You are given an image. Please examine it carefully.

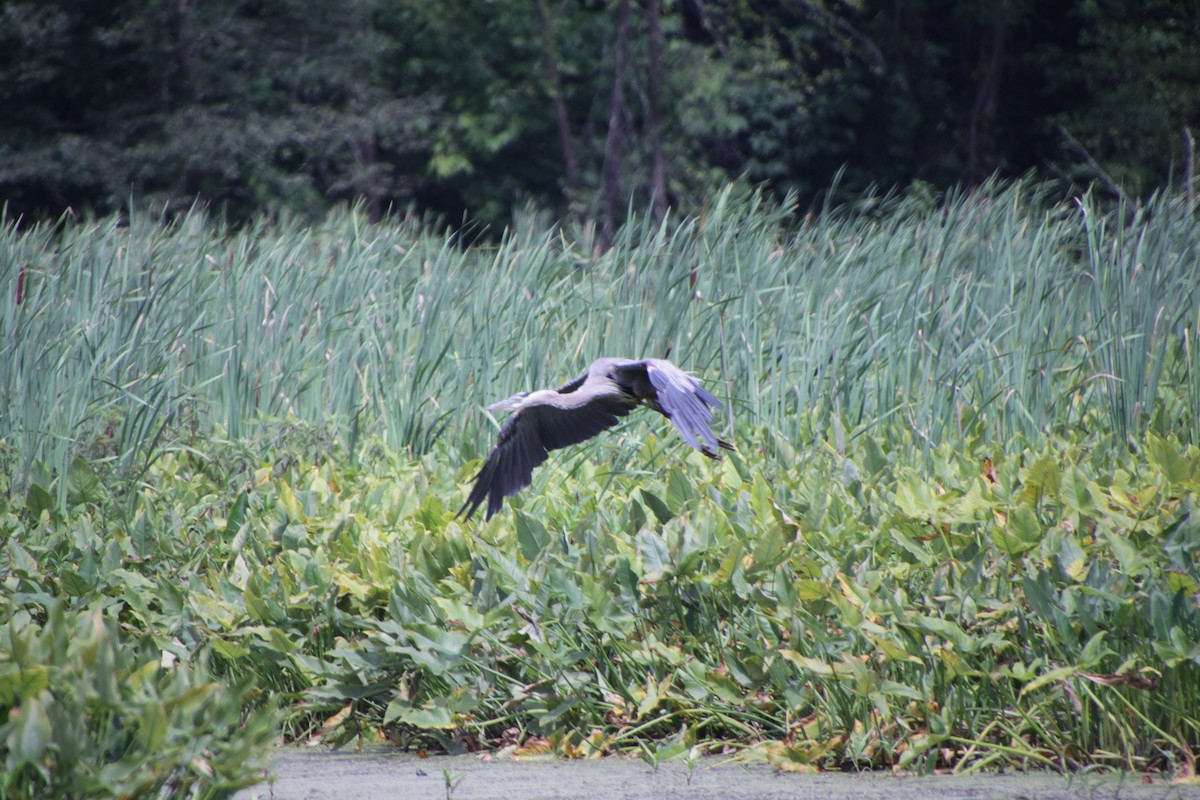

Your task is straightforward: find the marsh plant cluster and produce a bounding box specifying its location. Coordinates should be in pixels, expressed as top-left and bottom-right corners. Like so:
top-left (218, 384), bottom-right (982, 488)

top-left (1, 183), bottom-right (1198, 796)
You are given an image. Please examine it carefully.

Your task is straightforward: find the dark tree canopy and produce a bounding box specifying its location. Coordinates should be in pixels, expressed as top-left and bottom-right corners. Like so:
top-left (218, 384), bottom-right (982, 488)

top-left (1, 0), bottom-right (1197, 228)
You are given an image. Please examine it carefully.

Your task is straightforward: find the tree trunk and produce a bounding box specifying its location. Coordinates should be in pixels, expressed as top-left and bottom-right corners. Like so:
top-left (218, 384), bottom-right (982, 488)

top-left (646, 0), bottom-right (668, 223)
top-left (967, 3), bottom-right (1008, 182)
top-left (892, 1), bottom-right (936, 178)
top-left (350, 127), bottom-right (382, 221)
top-left (600, 0), bottom-right (632, 252)
top-left (536, 0), bottom-right (580, 204)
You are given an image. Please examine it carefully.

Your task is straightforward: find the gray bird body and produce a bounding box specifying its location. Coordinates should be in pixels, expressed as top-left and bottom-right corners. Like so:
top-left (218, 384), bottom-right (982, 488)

top-left (460, 357), bottom-right (732, 520)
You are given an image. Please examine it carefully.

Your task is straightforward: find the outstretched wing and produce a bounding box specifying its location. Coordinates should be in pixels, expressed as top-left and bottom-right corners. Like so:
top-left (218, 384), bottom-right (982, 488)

top-left (459, 395), bottom-right (635, 520)
top-left (613, 358), bottom-right (731, 456)
top-left (552, 370), bottom-right (589, 394)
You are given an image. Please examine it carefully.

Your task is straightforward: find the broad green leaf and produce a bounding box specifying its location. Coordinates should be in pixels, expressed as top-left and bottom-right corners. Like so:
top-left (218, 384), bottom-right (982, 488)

top-left (387, 702), bottom-right (456, 729)
top-left (515, 510), bottom-right (550, 561)
top-left (750, 523), bottom-right (786, 570)
top-left (726, 449), bottom-right (751, 484)
top-left (1005, 503), bottom-right (1043, 550)
top-left (1166, 571), bottom-right (1199, 595)
top-left (778, 649), bottom-right (834, 676)
top-left (138, 699), bottom-right (168, 752)
top-left (1059, 466), bottom-right (1095, 519)
top-left (626, 497), bottom-right (647, 532)
top-left (25, 481), bottom-right (54, 519)
top-left (794, 579), bottom-right (827, 602)
top-left (1056, 532), bottom-right (1088, 582)
top-left (894, 474), bottom-right (940, 519)
top-left (750, 473), bottom-right (773, 525)
top-left (666, 468), bottom-right (693, 509)
top-left (0, 665), bottom-right (49, 705)
top-left (1078, 631), bottom-right (1109, 667)
top-left (226, 490), bottom-right (250, 537)
top-left (1019, 456), bottom-right (1060, 503)
top-left (66, 457), bottom-right (102, 506)
top-left (210, 636), bottom-right (251, 660)
top-left (433, 596), bottom-right (487, 631)
top-left (709, 540), bottom-right (745, 583)
top-left (1146, 433), bottom-right (1194, 485)
top-left (862, 435), bottom-right (888, 477)
top-left (6, 540), bottom-right (39, 577)
top-left (890, 527), bottom-right (934, 565)
top-left (876, 679), bottom-right (924, 700)
top-left (59, 569), bottom-right (94, 596)
top-left (11, 693), bottom-right (51, 761)
top-left (1020, 573), bottom-right (1073, 646)
top-left (277, 479), bottom-right (303, 520)
top-left (640, 489), bottom-right (673, 525)
top-left (637, 674), bottom-right (671, 719)
top-left (896, 732), bottom-right (945, 771)
top-left (1101, 530), bottom-right (1143, 575)
top-left (869, 636), bottom-right (923, 665)
top-left (914, 614), bottom-right (975, 653)
top-left (705, 670), bottom-right (745, 703)
top-left (335, 570), bottom-right (372, 602)
top-left (161, 682), bottom-right (219, 712)
top-left (1020, 664), bottom-right (1078, 696)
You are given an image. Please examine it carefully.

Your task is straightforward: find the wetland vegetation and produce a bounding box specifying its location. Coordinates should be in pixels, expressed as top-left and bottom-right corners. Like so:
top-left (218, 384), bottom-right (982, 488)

top-left (2, 183), bottom-right (1199, 796)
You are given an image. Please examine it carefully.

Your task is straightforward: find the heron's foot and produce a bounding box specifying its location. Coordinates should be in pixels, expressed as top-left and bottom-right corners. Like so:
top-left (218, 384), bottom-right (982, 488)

top-left (700, 438), bottom-right (735, 459)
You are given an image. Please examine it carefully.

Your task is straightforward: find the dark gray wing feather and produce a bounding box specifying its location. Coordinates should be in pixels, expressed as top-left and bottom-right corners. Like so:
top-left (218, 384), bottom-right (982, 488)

top-left (553, 370), bottom-right (589, 394)
top-left (459, 396), bottom-right (635, 520)
top-left (615, 359), bottom-right (730, 456)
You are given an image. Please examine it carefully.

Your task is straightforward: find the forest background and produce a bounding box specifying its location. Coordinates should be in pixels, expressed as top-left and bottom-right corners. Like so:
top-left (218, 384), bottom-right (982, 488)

top-left (2, 0), bottom-right (1198, 235)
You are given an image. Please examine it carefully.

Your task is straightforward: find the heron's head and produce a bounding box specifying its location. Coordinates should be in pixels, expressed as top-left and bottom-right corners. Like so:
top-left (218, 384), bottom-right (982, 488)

top-left (486, 392), bottom-right (529, 412)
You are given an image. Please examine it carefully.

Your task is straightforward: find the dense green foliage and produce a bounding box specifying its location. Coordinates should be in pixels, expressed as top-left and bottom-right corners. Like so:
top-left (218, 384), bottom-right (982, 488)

top-left (4, 423), bottom-right (1198, 775)
top-left (1, 1), bottom-right (1197, 228)
top-left (1, 185), bottom-right (1199, 786)
top-left (0, 599), bottom-right (275, 797)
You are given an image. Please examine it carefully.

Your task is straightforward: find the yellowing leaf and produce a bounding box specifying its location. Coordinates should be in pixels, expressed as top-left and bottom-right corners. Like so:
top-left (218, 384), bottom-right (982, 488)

top-left (1019, 456), bottom-right (1061, 503)
top-left (1166, 571), bottom-right (1199, 595)
top-left (778, 649), bottom-right (835, 676)
top-left (513, 737), bottom-right (553, 757)
top-left (277, 479), bottom-right (303, 520)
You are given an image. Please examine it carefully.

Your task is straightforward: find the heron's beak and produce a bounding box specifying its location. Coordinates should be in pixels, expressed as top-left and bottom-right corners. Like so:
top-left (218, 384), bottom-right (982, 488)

top-left (486, 393), bottom-right (527, 412)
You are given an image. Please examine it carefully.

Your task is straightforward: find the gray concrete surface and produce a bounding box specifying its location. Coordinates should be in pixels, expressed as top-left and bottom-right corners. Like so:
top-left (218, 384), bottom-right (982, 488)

top-left (235, 747), bottom-right (1198, 800)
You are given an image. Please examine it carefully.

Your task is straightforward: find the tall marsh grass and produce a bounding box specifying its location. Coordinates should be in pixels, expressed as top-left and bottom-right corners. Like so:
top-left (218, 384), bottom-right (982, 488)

top-left (1, 181), bottom-right (1197, 496)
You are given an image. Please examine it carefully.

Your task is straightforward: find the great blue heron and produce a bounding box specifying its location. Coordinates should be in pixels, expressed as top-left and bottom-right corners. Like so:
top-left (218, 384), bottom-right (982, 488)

top-left (459, 357), bottom-right (733, 520)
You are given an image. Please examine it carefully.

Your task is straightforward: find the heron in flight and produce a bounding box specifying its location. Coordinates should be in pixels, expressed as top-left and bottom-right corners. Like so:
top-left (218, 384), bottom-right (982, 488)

top-left (460, 357), bottom-right (732, 520)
